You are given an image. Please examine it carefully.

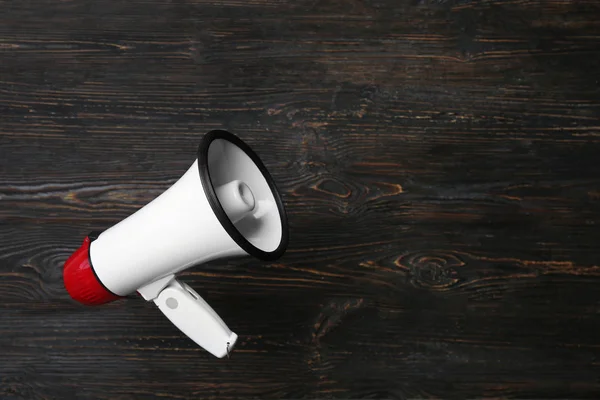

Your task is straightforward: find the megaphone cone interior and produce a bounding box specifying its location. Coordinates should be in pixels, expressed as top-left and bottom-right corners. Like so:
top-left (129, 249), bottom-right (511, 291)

top-left (201, 130), bottom-right (288, 260)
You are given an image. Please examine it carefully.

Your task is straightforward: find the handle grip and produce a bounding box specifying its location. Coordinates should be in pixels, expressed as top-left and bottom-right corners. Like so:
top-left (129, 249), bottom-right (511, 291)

top-left (154, 278), bottom-right (237, 358)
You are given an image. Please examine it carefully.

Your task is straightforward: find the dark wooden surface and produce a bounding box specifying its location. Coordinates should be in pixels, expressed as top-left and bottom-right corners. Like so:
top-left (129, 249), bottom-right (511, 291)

top-left (2, 0), bottom-right (600, 398)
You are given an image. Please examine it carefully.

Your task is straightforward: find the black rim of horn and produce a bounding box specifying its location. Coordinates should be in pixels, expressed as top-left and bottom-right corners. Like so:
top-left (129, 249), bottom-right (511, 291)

top-left (197, 130), bottom-right (289, 261)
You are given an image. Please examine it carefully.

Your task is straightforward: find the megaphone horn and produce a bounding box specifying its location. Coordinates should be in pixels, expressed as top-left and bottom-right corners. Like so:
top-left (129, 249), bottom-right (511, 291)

top-left (63, 130), bottom-right (289, 358)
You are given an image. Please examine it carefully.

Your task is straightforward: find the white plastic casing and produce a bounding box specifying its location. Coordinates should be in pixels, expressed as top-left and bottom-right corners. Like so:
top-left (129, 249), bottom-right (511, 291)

top-left (90, 160), bottom-right (248, 296)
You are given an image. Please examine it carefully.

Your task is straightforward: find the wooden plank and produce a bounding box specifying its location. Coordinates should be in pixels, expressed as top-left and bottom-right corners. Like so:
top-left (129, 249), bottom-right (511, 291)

top-left (2, 0), bottom-right (600, 398)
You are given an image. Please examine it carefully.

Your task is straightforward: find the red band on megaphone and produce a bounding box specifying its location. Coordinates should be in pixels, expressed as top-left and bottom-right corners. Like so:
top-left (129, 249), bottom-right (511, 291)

top-left (64, 235), bottom-right (122, 305)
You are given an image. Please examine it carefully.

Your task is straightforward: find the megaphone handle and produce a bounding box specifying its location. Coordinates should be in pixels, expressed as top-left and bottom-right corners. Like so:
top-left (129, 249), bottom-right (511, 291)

top-left (153, 278), bottom-right (238, 358)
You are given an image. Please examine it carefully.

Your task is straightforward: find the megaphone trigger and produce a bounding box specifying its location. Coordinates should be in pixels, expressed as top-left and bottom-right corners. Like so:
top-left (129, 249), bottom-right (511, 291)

top-left (153, 279), bottom-right (238, 359)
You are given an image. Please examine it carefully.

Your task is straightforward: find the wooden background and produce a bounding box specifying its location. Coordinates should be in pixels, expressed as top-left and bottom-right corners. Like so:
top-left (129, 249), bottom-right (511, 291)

top-left (2, 0), bottom-right (600, 398)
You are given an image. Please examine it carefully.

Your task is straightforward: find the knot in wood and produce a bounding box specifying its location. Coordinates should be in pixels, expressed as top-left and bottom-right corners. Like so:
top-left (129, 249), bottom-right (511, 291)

top-left (400, 251), bottom-right (463, 290)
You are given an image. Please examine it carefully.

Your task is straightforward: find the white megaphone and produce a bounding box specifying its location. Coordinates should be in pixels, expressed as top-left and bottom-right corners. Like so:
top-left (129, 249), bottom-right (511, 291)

top-left (63, 130), bottom-right (289, 358)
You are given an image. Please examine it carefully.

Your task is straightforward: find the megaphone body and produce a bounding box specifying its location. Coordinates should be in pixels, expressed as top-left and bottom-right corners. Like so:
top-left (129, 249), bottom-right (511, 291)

top-left (64, 130), bottom-right (289, 358)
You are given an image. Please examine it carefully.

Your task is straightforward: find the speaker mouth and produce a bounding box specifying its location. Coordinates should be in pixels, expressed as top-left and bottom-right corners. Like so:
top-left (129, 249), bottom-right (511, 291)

top-left (197, 130), bottom-right (289, 262)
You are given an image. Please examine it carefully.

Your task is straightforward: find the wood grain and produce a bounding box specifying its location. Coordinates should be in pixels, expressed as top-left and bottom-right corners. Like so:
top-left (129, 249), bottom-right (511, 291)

top-left (2, 0), bottom-right (600, 398)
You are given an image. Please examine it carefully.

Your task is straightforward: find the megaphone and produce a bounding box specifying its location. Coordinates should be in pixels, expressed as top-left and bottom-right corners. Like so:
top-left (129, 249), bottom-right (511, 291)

top-left (63, 130), bottom-right (289, 358)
